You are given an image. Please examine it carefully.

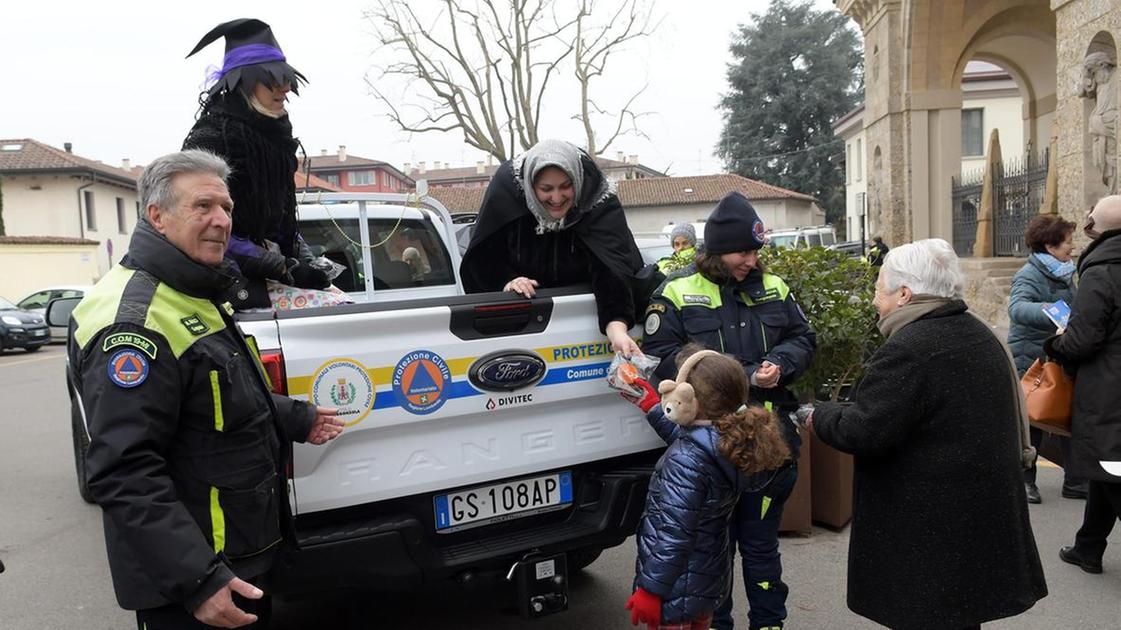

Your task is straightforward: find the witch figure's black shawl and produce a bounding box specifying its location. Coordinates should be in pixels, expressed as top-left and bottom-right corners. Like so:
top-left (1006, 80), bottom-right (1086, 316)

top-left (182, 93), bottom-right (301, 256)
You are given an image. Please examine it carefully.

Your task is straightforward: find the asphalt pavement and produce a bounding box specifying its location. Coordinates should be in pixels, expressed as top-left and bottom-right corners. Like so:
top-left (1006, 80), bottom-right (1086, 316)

top-left (1, 344), bottom-right (1119, 629)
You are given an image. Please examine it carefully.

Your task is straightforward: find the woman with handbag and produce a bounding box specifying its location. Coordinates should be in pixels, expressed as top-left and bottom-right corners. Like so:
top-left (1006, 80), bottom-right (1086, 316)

top-left (1008, 214), bottom-right (1085, 503)
top-left (1046, 195), bottom-right (1121, 575)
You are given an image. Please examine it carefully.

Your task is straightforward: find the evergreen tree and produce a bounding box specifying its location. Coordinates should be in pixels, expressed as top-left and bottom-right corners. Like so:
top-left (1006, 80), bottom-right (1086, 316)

top-left (718, 0), bottom-right (862, 227)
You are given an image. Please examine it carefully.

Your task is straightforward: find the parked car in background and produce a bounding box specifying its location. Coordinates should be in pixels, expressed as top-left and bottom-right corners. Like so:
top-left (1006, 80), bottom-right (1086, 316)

top-left (635, 237), bottom-right (674, 266)
top-left (767, 225), bottom-right (838, 249)
top-left (0, 296), bottom-right (51, 352)
top-left (18, 286), bottom-right (91, 342)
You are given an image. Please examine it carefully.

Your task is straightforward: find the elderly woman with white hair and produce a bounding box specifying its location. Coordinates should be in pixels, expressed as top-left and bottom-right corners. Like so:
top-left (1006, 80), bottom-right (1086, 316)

top-left (806, 238), bottom-right (1048, 630)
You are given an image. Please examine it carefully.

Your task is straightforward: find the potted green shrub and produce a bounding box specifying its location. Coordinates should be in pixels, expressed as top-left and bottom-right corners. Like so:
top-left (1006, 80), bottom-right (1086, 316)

top-left (759, 246), bottom-right (882, 401)
top-left (760, 245), bottom-right (882, 529)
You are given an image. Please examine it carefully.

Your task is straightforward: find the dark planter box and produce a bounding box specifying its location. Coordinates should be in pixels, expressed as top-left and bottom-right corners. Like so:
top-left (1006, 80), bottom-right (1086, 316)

top-left (779, 428), bottom-right (813, 535)
top-left (810, 432), bottom-right (853, 529)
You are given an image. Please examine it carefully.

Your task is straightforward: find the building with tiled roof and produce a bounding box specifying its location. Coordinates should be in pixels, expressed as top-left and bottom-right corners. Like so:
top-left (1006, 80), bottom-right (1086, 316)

top-left (422, 173), bottom-right (823, 237)
top-left (405, 151), bottom-right (666, 188)
top-left (307, 146), bottom-right (414, 193)
top-left (0, 139), bottom-right (140, 295)
top-left (294, 170), bottom-right (342, 193)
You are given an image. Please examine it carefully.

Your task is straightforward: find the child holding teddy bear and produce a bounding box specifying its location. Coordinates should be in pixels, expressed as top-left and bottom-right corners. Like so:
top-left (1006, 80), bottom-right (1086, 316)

top-left (621, 345), bottom-right (790, 630)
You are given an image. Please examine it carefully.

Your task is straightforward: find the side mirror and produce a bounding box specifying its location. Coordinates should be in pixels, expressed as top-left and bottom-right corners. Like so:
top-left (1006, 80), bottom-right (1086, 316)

top-left (46, 296), bottom-right (82, 328)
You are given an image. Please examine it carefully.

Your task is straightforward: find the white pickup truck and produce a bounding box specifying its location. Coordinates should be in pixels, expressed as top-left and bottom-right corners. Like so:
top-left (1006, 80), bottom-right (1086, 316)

top-left (63, 192), bottom-right (663, 614)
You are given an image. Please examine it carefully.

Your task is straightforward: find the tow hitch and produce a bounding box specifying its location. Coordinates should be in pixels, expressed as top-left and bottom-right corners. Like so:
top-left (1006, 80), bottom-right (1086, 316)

top-left (505, 552), bottom-right (569, 618)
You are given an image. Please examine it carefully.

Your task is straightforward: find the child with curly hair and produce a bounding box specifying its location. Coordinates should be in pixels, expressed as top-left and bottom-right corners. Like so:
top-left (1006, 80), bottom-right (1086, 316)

top-left (621, 344), bottom-right (790, 630)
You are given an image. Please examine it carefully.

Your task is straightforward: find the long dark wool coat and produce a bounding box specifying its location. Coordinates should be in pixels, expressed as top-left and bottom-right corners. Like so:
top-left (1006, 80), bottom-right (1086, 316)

top-left (1046, 229), bottom-right (1121, 483)
top-left (813, 300), bottom-right (1047, 630)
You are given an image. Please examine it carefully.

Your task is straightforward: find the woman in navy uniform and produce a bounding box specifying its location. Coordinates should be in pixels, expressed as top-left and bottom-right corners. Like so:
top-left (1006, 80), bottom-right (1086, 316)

top-left (642, 192), bottom-right (815, 630)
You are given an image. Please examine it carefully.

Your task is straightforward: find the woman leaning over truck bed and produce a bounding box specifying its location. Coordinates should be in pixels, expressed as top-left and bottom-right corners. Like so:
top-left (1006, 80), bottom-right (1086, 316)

top-left (460, 139), bottom-right (652, 357)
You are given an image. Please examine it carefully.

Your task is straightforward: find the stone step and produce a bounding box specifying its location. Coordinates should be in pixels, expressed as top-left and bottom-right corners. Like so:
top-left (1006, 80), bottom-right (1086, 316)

top-left (959, 257), bottom-right (1026, 272)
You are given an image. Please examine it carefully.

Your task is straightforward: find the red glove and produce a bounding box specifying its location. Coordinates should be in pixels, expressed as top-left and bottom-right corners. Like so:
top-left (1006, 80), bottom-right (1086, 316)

top-left (625, 587), bottom-right (662, 628)
top-left (620, 377), bottom-right (660, 413)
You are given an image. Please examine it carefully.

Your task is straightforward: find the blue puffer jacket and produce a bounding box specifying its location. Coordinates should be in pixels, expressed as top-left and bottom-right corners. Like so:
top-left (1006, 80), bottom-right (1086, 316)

top-left (633, 405), bottom-right (745, 624)
top-left (1007, 254), bottom-right (1076, 375)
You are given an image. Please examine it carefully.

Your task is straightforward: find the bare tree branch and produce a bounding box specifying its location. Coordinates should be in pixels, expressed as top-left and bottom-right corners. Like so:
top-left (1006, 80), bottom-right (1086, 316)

top-left (365, 0), bottom-right (658, 160)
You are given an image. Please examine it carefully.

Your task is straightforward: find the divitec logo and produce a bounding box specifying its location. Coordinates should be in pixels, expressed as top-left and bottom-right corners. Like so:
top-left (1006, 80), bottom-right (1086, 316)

top-left (468, 350), bottom-right (548, 392)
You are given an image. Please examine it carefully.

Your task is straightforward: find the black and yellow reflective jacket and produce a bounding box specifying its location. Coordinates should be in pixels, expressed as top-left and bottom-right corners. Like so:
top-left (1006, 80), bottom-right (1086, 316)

top-left (67, 221), bottom-right (315, 611)
top-left (642, 264), bottom-right (816, 413)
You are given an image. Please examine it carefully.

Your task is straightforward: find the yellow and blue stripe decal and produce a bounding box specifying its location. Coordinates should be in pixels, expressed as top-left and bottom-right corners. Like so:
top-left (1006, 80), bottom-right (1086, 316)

top-left (293, 341), bottom-right (615, 415)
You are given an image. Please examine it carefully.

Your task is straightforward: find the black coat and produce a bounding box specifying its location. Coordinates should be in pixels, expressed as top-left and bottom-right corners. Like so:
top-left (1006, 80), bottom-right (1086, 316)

top-left (1046, 230), bottom-right (1121, 483)
top-left (460, 158), bottom-right (645, 331)
top-left (812, 301), bottom-right (1047, 630)
top-left (68, 221), bottom-right (314, 610)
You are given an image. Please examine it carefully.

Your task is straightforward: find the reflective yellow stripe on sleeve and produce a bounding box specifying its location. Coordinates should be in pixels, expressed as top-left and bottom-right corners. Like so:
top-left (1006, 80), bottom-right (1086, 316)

top-left (209, 370), bottom-right (223, 432)
top-left (210, 486), bottom-right (226, 553)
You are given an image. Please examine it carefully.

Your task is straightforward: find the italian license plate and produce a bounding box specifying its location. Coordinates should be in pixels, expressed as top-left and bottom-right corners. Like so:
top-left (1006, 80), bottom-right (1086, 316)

top-left (434, 471), bottom-right (573, 532)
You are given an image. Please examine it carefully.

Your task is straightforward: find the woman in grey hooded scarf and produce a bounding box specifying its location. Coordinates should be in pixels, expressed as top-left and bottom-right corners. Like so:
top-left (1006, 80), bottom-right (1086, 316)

top-left (460, 139), bottom-right (647, 356)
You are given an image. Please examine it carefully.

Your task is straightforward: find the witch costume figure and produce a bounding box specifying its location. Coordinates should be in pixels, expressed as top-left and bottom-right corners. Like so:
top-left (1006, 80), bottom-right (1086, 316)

top-left (460, 139), bottom-right (652, 356)
top-left (183, 18), bottom-right (330, 309)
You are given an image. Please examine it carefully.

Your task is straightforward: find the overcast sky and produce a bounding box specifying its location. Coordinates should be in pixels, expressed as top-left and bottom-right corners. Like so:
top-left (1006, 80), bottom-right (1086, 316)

top-left (2, 0), bottom-right (845, 177)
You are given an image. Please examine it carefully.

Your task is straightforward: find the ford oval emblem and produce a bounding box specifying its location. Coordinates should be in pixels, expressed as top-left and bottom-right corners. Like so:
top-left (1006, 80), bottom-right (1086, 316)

top-left (468, 350), bottom-right (548, 392)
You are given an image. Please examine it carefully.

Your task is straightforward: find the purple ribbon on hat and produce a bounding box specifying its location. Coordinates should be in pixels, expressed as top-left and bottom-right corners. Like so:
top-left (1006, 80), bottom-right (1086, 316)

top-left (206, 43), bottom-right (286, 84)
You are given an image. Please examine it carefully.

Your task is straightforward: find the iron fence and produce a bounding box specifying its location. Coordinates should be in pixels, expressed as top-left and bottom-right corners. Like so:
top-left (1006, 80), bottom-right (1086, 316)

top-left (951, 166), bottom-right (983, 257)
top-left (950, 150), bottom-right (1049, 257)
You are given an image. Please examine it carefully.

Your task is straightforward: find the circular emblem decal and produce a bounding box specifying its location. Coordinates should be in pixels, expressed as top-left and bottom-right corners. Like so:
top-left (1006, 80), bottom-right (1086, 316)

top-left (107, 349), bottom-right (149, 388)
top-left (751, 219), bottom-right (767, 245)
top-left (393, 350), bottom-right (452, 415)
top-left (644, 313), bottom-right (661, 336)
top-left (309, 358), bottom-right (375, 427)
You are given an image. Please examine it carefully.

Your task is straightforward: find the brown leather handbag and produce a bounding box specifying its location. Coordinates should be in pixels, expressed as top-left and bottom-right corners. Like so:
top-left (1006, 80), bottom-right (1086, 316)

top-left (1020, 358), bottom-right (1073, 436)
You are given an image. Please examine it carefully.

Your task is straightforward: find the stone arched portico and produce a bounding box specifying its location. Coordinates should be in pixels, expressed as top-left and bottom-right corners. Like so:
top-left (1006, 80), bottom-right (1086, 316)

top-left (838, 0), bottom-right (1061, 246)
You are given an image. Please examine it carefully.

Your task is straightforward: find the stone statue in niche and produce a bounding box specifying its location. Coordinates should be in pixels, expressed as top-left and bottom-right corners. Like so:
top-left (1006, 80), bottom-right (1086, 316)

top-left (1081, 51), bottom-right (1118, 194)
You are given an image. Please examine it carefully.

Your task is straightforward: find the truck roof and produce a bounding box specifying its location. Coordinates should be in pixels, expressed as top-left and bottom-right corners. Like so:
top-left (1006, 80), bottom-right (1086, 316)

top-left (297, 203), bottom-right (433, 222)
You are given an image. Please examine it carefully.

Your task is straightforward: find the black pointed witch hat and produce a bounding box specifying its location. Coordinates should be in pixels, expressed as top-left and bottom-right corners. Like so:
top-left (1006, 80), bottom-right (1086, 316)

top-left (187, 18), bottom-right (307, 96)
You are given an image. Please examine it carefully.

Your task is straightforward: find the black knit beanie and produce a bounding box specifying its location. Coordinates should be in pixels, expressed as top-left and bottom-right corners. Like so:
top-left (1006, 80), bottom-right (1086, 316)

top-left (703, 192), bottom-right (767, 254)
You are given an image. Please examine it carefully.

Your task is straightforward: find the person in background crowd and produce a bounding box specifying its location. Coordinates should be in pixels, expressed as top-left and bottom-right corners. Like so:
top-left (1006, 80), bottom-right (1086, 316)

top-left (1046, 195), bottom-right (1121, 575)
top-left (183, 18), bottom-right (330, 310)
top-left (460, 139), bottom-right (648, 356)
top-left (657, 223), bottom-right (698, 275)
top-left (1008, 214), bottom-right (1085, 503)
top-left (621, 347), bottom-right (789, 630)
top-left (643, 192), bottom-right (815, 630)
top-left (68, 151), bottom-right (344, 629)
top-left (807, 238), bottom-right (1047, 630)
top-left (867, 235), bottom-right (889, 267)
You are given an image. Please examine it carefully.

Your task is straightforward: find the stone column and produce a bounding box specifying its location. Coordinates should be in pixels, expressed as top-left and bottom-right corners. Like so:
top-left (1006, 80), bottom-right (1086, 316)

top-left (841, 0), bottom-right (909, 245)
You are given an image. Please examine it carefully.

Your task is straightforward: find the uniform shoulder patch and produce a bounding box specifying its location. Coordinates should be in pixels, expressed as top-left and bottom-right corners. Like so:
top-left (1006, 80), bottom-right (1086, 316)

top-left (107, 349), bottom-right (150, 388)
top-left (180, 314), bottom-right (210, 336)
top-left (644, 312), bottom-right (662, 336)
top-left (645, 302), bottom-right (666, 314)
top-left (102, 332), bottom-right (158, 360)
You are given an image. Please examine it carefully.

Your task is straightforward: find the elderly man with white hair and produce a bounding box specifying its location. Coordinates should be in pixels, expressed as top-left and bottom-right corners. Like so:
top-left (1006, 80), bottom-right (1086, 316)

top-left (805, 239), bottom-right (1048, 630)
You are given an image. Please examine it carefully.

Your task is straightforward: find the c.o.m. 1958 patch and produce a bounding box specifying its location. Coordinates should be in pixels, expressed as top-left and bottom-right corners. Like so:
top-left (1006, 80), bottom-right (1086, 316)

top-left (101, 332), bottom-right (157, 359)
top-left (107, 349), bottom-right (150, 388)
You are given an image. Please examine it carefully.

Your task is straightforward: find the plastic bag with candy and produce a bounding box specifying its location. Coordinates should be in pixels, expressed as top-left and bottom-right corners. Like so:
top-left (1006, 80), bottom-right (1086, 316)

top-left (606, 352), bottom-right (661, 397)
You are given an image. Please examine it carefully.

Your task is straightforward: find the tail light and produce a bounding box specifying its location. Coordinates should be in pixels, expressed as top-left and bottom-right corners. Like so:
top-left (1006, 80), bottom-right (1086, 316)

top-left (259, 350), bottom-right (287, 395)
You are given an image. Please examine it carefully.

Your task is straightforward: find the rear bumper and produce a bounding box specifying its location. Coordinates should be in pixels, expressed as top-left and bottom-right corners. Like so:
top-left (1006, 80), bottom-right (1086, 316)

top-left (268, 454), bottom-right (657, 595)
